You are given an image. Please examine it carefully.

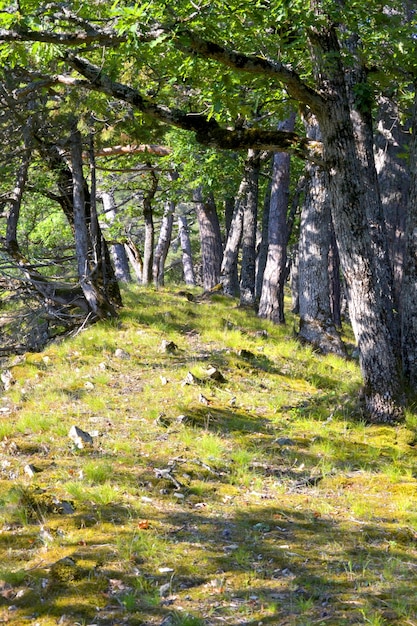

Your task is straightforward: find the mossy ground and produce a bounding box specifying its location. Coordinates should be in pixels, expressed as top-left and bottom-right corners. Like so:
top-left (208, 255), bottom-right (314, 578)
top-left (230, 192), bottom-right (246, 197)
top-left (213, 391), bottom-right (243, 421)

top-left (0, 286), bottom-right (416, 625)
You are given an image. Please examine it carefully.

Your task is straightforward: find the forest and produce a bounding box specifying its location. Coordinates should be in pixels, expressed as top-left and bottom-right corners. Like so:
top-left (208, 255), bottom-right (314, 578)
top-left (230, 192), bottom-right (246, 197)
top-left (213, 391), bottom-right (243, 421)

top-left (2, 3), bottom-right (417, 625)
top-left (0, 0), bottom-right (416, 427)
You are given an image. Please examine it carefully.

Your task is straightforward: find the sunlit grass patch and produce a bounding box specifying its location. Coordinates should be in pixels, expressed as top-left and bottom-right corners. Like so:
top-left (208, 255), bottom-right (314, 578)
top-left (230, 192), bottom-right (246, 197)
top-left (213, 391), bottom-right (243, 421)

top-left (1, 286), bottom-right (417, 625)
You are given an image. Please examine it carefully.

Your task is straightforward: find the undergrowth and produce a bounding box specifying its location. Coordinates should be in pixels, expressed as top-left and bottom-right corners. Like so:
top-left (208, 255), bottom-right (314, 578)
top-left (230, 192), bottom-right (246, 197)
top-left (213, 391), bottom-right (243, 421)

top-left (0, 285), bottom-right (416, 625)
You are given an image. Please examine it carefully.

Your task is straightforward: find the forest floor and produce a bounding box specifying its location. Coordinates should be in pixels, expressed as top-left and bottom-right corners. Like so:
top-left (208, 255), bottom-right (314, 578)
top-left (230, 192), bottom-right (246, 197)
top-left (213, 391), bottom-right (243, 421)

top-left (0, 286), bottom-right (416, 626)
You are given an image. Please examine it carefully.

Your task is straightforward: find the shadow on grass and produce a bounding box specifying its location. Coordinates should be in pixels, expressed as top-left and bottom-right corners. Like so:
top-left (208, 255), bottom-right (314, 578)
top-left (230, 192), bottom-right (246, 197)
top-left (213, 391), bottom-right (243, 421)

top-left (10, 501), bottom-right (416, 626)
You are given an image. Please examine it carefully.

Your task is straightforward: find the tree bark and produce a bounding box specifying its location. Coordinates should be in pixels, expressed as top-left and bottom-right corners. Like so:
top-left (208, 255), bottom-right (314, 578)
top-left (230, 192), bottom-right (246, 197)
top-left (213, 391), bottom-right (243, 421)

top-left (6, 124), bottom-right (32, 254)
top-left (124, 238), bottom-right (143, 282)
top-left (401, 89), bottom-right (417, 387)
top-left (220, 180), bottom-right (244, 297)
top-left (153, 199), bottom-right (175, 286)
top-left (177, 213), bottom-right (196, 285)
top-left (297, 113), bottom-right (345, 355)
top-left (70, 125), bottom-right (117, 319)
top-left (193, 187), bottom-right (223, 291)
top-left (309, 21), bottom-right (402, 422)
top-left (101, 191), bottom-right (131, 283)
top-left (239, 149), bottom-right (261, 306)
top-left (4, 116), bottom-right (91, 317)
top-left (35, 133), bottom-right (122, 309)
top-left (344, 34), bottom-right (399, 352)
top-left (258, 115), bottom-right (295, 322)
top-left (328, 221), bottom-right (342, 329)
top-left (374, 96), bottom-right (409, 306)
top-left (142, 167), bottom-right (158, 285)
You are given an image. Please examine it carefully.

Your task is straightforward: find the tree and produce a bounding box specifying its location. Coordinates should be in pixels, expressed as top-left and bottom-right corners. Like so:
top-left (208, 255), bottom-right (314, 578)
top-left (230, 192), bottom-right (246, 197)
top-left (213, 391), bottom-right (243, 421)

top-left (153, 198), bottom-right (175, 287)
top-left (296, 113), bottom-right (344, 355)
top-left (177, 212), bottom-right (196, 286)
top-left (101, 191), bottom-right (131, 284)
top-left (258, 114), bottom-right (295, 323)
top-left (0, 0), bottom-right (414, 421)
top-left (401, 88), bottom-right (417, 387)
top-left (193, 187), bottom-right (223, 291)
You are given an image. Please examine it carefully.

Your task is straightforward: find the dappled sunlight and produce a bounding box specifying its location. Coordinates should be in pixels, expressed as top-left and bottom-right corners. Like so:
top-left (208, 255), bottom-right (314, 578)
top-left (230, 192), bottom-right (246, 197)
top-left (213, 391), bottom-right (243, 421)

top-left (0, 288), bottom-right (415, 624)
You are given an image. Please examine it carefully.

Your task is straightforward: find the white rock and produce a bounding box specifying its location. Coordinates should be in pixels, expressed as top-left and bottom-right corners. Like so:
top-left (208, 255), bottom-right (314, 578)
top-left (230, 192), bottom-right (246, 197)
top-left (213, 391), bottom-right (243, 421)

top-left (114, 348), bottom-right (130, 359)
top-left (68, 425), bottom-right (93, 449)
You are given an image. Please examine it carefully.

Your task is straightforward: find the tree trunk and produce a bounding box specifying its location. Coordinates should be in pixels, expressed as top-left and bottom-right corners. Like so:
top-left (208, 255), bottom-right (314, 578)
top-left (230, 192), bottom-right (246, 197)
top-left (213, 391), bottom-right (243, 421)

top-left (255, 167), bottom-right (273, 299)
top-left (101, 191), bottom-right (131, 283)
top-left (345, 34), bottom-right (399, 352)
top-left (220, 181), bottom-right (244, 297)
top-left (193, 187), bottom-right (223, 291)
top-left (35, 133), bottom-right (122, 309)
top-left (309, 21), bottom-right (402, 422)
top-left (328, 221), bottom-right (342, 328)
top-left (6, 123), bottom-right (32, 255)
top-left (177, 214), bottom-right (196, 285)
top-left (142, 168), bottom-right (158, 285)
top-left (297, 113), bottom-right (344, 355)
top-left (374, 96), bottom-right (409, 306)
top-left (258, 115), bottom-right (295, 322)
top-left (153, 199), bottom-right (175, 287)
top-left (239, 149), bottom-right (261, 306)
top-left (401, 90), bottom-right (417, 387)
top-left (124, 238), bottom-right (143, 282)
top-left (70, 126), bottom-right (117, 319)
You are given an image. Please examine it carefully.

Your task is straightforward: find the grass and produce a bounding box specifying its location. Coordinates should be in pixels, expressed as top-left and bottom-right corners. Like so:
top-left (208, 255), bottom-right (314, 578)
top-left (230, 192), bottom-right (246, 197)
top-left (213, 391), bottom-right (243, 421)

top-left (0, 284), bottom-right (416, 625)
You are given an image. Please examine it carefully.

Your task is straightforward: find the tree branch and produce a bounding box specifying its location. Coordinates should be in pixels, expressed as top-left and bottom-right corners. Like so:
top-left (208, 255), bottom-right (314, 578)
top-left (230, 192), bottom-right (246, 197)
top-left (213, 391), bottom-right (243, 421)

top-left (0, 27), bottom-right (124, 46)
top-left (174, 29), bottom-right (325, 112)
top-left (62, 54), bottom-right (322, 160)
top-left (92, 144), bottom-right (171, 157)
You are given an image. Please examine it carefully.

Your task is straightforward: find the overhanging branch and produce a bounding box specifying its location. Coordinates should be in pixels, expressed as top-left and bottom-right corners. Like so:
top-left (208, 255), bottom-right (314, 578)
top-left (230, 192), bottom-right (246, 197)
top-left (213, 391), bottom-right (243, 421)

top-left (174, 29), bottom-right (325, 113)
top-left (62, 54), bottom-right (322, 160)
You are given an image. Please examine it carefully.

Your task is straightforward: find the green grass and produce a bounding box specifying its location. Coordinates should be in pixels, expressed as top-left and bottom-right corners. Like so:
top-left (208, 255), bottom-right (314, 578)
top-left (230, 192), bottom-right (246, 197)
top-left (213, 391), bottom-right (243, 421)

top-left (0, 285), bottom-right (416, 625)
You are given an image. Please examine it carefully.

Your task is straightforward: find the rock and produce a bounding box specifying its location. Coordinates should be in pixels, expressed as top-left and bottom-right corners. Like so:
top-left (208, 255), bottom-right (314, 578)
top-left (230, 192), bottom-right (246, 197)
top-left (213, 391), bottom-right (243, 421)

top-left (275, 437), bottom-right (295, 447)
top-left (176, 290), bottom-right (195, 302)
top-left (159, 582), bottom-right (171, 597)
top-left (160, 340), bottom-right (178, 353)
top-left (114, 348), bottom-right (130, 359)
top-left (52, 497), bottom-right (75, 514)
top-left (182, 371), bottom-right (201, 385)
top-left (206, 366), bottom-right (226, 383)
top-left (155, 413), bottom-right (172, 428)
top-left (68, 425), bottom-right (93, 449)
top-left (238, 349), bottom-right (256, 359)
top-left (254, 329), bottom-right (269, 339)
top-left (24, 464), bottom-right (41, 478)
top-left (1, 370), bottom-right (14, 391)
top-left (199, 393), bottom-right (210, 405)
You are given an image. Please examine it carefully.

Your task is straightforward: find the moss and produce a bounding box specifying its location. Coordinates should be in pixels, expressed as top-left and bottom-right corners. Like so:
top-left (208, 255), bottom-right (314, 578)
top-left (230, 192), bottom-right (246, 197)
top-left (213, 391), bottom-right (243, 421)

top-left (0, 286), bottom-right (415, 624)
